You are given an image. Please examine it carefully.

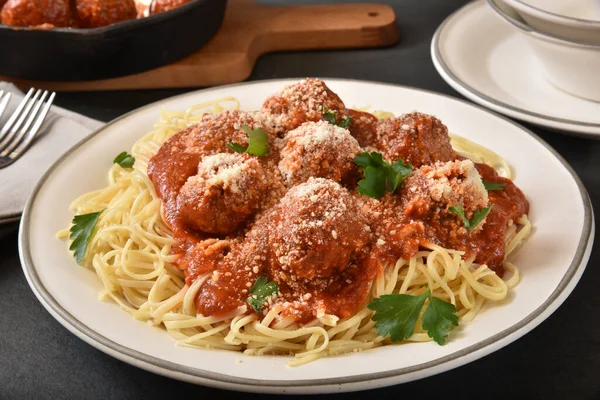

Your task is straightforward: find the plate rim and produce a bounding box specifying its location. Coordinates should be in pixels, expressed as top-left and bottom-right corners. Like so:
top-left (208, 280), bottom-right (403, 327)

top-left (18, 77), bottom-right (594, 390)
top-left (431, 0), bottom-right (600, 136)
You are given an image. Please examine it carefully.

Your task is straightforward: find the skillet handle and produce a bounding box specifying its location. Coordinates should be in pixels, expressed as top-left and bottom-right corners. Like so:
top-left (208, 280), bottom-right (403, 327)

top-left (2, 1), bottom-right (400, 91)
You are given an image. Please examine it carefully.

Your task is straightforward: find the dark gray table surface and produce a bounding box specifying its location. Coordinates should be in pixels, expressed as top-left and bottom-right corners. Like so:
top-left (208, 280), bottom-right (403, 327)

top-left (2, 0), bottom-right (600, 398)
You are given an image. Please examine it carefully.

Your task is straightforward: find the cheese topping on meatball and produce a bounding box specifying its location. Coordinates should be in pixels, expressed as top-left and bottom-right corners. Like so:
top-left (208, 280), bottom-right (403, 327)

top-left (278, 121), bottom-right (362, 186)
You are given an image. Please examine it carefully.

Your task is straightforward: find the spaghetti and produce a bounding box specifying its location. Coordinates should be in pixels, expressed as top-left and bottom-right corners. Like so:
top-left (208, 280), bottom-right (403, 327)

top-left (59, 81), bottom-right (532, 366)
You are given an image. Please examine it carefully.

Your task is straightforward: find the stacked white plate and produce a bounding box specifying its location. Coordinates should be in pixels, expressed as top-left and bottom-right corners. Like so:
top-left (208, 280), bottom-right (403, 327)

top-left (432, 0), bottom-right (600, 137)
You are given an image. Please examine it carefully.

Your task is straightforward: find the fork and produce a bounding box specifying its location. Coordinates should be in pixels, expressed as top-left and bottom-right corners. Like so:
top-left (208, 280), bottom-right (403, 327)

top-left (0, 88), bottom-right (56, 169)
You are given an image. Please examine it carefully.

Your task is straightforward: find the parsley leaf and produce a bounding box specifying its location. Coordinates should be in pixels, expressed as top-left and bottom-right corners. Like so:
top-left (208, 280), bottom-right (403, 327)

top-left (389, 159), bottom-right (412, 192)
top-left (247, 276), bottom-right (279, 315)
top-left (323, 107), bottom-right (337, 125)
top-left (322, 106), bottom-right (352, 128)
top-left (368, 291), bottom-right (428, 342)
top-left (448, 205), bottom-right (470, 229)
top-left (448, 205), bottom-right (493, 232)
top-left (368, 288), bottom-right (459, 344)
top-left (471, 206), bottom-right (493, 228)
top-left (226, 142), bottom-right (246, 153)
top-left (482, 179), bottom-right (506, 191)
top-left (422, 295), bottom-right (459, 344)
top-left (243, 125), bottom-right (270, 156)
top-left (227, 125), bottom-right (270, 157)
top-left (354, 151), bottom-right (387, 169)
top-left (358, 166), bottom-right (388, 199)
top-left (337, 115), bottom-right (352, 128)
top-left (114, 152), bottom-right (135, 168)
top-left (354, 152), bottom-right (412, 199)
top-left (69, 209), bottom-right (105, 264)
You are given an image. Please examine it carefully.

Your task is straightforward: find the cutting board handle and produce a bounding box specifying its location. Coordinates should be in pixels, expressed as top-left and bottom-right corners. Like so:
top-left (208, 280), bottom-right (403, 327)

top-left (246, 2), bottom-right (399, 52)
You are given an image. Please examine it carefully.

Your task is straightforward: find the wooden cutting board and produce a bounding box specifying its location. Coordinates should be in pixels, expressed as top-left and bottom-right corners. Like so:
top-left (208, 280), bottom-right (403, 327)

top-left (3, 0), bottom-right (398, 92)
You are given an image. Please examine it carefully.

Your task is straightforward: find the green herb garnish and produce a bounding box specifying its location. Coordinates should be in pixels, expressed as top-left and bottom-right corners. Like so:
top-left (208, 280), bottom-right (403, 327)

top-left (114, 152), bottom-right (135, 168)
top-left (368, 288), bottom-right (458, 345)
top-left (389, 159), bottom-right (413, 192)
top-left (69, 209), bottom-right (105, 264)
top-left (354, 151), bottom-right (412, 199)
top-left (482, 179), bottom-right (506, 191)
top-left (422, 295), bottom-right (460, 345)
top-left (247, 276), bottom-right (279, 315)
top-left (322, 106), bottom-right (352, 128)
top-left (226, 143), bottom-right (246, 153)
top-left (448, 205), bottom-right (493, 232)
top-left (227, 125), bottom-right (270, 157)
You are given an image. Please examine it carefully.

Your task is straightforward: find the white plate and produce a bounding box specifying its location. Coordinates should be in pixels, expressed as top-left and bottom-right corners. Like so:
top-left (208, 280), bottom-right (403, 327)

top-left (19, 79), bottom-right (593, 394)
top-left (431, 0), bottom-right (600, 137)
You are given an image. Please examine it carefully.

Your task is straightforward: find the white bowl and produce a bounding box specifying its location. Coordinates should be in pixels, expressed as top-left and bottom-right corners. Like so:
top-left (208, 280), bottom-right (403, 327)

top-left (516, 0), bottom-right (600, 21)
top-left (487, 0), bottom-right (600, 103)
top-left (505, 0), bottom-right (600, 43)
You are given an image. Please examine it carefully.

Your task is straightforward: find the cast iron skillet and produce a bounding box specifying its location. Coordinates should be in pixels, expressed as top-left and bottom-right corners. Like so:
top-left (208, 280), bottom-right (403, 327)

top-left (0, 0), bottom-right (227, 81)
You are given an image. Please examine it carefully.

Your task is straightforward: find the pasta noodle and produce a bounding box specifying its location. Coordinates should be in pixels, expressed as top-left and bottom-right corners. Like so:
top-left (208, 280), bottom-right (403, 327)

top-left (58, 98), bottom-right (532, 366)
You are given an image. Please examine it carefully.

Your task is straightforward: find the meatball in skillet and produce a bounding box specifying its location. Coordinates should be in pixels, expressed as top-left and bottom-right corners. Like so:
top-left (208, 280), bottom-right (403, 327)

top-left (150, 0), bottom-right (192, 14)
top-left (1, 0), bottom-right (72, 27)
top-left (74, 0), bottom-right (136, 28)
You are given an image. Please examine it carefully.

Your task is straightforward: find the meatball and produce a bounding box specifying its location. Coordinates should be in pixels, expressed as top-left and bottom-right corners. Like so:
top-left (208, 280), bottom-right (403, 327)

top-left (259, 78), bottom-right (346, 135)
top-left (177, 153), bottom-right (268, 235)
top-left (278, 121), bottom-right (362, 187)
top-left (1, 0), bottom-right (72, 27)
top-left (401, 159), bottom-right (489, 233)
top-left (347, 109), bottom-right (379, 148)
top-left (74, 0), bottom-right (136, 28)
top-left (150, 0), bottom-right (191, 14)
top-left (375, 112), bottom-right (455, 167)
top-left (170, 110), bottom-right (269, 157)
top-left (265, 178), bottom-right (370, 287)
top-left (148, 110), bottom-right (266, 204)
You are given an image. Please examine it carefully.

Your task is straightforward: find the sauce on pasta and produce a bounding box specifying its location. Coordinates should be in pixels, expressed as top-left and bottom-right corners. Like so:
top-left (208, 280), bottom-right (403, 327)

top-left (147, 78), bottom-right (529, 324)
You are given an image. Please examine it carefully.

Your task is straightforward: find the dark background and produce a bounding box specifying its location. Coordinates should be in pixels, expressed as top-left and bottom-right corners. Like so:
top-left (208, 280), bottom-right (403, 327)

top-left (2, 0), bottom-right (599, 398)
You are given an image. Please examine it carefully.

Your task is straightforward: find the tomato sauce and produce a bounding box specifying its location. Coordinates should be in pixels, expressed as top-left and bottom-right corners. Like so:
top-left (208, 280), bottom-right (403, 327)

top-left (147, 79), bottom-right (530, 324)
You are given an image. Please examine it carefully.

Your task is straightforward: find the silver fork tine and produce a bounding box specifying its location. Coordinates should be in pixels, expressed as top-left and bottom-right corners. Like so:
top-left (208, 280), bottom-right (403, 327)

top-left (0, 89), bottom-right (41, 152)
top-left (3, 92), bottom-right (55, 158)
top-left (0, 91), bottom-right (12, 120)
top-left (1, 90), bottom-right (50, 157)
top-left (0, 91), bottom-right (5, 118)
top-left (0, 88), bottom-right (34, 143)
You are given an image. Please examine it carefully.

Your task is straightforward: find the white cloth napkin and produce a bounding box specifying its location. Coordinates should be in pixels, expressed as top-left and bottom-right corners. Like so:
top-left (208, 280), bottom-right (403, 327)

top-left (0, 83), bottom-right (104, 223)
